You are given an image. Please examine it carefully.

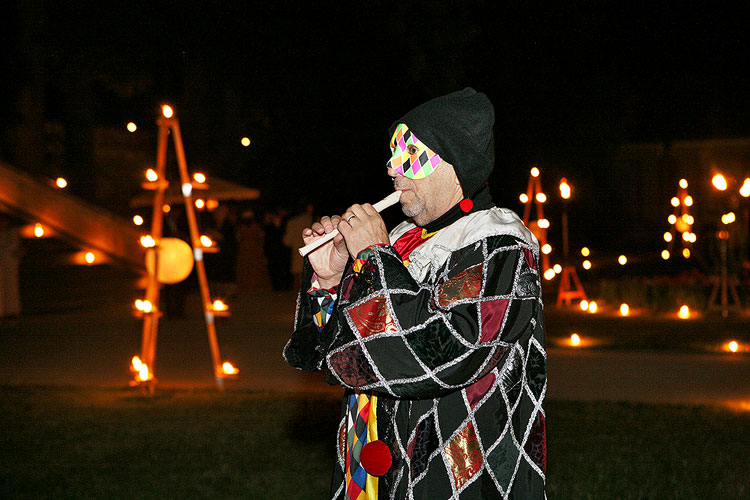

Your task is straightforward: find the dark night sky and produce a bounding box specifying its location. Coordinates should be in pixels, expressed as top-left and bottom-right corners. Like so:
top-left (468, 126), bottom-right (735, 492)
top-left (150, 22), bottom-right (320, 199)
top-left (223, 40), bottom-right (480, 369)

top-left (2, 1), bottom-right (750, 232)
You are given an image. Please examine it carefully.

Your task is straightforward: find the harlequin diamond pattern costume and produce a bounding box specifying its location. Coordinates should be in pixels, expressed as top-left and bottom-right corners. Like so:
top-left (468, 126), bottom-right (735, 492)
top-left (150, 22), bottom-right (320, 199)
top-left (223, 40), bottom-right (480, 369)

top-left (284, 89), bottom-right (547, 499)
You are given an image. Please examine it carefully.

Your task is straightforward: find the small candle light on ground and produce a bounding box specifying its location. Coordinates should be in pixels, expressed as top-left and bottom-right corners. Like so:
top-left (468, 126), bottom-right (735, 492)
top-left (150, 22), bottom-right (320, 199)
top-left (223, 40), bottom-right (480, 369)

top-left (34, 223), bottom-right (44, 238)
top-left (619, 303), bottom-right (629, 316)
top-left (212, 299), bottom-right (227, 311)
top-left (84, 252), bottom-right (95, 264)
top-left (570, 333), bottom-right (581, 346)
top-left (678, 305), bottom-right (690, 319)
top-left (727, 341), bottom-right (739, 353)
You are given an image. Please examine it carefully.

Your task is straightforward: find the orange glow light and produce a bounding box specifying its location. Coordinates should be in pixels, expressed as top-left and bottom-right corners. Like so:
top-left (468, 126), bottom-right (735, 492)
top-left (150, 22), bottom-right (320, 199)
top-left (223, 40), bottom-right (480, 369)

top-left (559, 178), bottom-right (571, 199)
top-left (206, 198), bottom-right (219, 211)
top-left (55, 177), bottom-right (68, 188)
top-left (663, 232), bottom-right (673, 242)
top-left (668, 214), bottom-right (677, 224)
top-left (580, 300), bottom-right (589, 311)
top-left (684, 195), bottom-right (693, 206)
top-left (553, 264), bottom-right (562, 274)
top-left (661, 249), bottom-right (670, 260)
top-left (582, 260), bottom-right (591, 270)
top-left (126, 122), bottom-right (137, 133)
top-left (618, 255), bottom-right (627, 265)
top-left (679, 178), bottom-right (688, 189)
top-left (728, 341), bottom-right (739, 353)
top-left (212, 299), bottom-right (227, 311)
top-left (712, 173), bottom-right (727, 191)
top-left (200, 235), bottom-right (213, 247)
top-left (162, 105), bottom-right (174, 118)
top-left (195, 199), bottom-right (205, 209)
top-left (587, 301), bottom-right (598, 313)
top-left (619, 303), bottom-right (629, 316)
top-left (519, 193), bottom-right (529, 203)
top-left (241, 137), bottom-right (251, 147)
top-left (222, 361), bottom-right (238, 375)
top-left (34, 223), bottom-right (44, 238)
top-left (535, 192), bottom-right (547, 203)
top-left (131, 356), bottom-right (142, 372)
top-left (193, 172), bottom-right (207, 183)
top-left (133, 215), bottom-right (144, 226)
top-left (543, 268), bottom-right (556, 281)
top-left (537, 218), bottom-right (550, 229)
top-left (570, 333), bottom-right (581, 346)
top-left (581, 247), bottom-right (590, 257)
top-left (740, 178), bottom-right (750, 197)
top-left (140, 235), bottom-right (156, 248)
top-left (678, 305), bottom-right (690, 319)
top-left (138, 363), bottom-right (150, 381)
top-left (85, 252), bottom-right (95, 264)
top-left (682, 248), bottom-right (691, 258)
top-left (530, 167), bottom-right (540, 177)
top-left (541, 244), bottom-right (552, 254)
top-left (145, 169), bottom-right (158, 182)
top-left (670, 197), bottom-right (680, 207)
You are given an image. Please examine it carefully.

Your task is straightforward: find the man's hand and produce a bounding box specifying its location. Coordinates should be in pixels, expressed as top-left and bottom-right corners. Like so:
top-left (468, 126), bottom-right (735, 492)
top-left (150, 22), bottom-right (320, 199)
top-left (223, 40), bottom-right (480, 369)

top-left (302, 215), bottom-right (349, 289)
top-left (338, 204), bottom-right (390, 258)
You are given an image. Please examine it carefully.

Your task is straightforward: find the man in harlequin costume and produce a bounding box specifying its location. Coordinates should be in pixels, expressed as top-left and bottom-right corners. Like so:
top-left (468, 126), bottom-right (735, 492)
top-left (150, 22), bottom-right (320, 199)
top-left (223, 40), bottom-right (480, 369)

top-left (284, 88), bottom-right (546, 499)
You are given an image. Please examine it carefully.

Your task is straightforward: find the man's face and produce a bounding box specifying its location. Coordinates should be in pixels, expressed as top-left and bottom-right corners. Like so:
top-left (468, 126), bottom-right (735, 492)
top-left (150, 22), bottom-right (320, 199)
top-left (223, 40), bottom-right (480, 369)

top-left (387, 126), bottom-right (462, 226)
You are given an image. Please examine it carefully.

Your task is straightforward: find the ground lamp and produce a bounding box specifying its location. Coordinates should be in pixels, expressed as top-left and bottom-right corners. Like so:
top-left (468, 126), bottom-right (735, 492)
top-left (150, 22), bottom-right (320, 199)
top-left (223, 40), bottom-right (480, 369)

top-left (555, 177), bottom-right (588, 307)
top-left (131, 104), bottom-right (237, 392)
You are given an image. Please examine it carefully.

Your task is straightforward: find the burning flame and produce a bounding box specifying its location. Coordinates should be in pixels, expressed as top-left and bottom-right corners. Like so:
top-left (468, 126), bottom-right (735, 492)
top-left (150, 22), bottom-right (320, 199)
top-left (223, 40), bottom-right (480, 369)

top-left (678, 305), bottom-right (690, 319)
top-left (222, 362), bottom-right (238, 375)
top-left (34, 223), bottom-right (45, 238)
top-left (619, 303), bottom-right (629, 316)
top-left (131, 356), bottom-right (142, 372)
top-left (212, 299), bottom-right (227, 311)
top-left (570, 333), bottom-right (581, 346)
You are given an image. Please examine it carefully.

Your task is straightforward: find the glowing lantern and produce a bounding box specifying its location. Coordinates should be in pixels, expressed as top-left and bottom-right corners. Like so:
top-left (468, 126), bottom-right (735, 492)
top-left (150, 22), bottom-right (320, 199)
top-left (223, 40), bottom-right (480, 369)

top-left (162, 204), bottom-right (171, 213)
top-left (241, 137), bottom-right (251, 147)
top-left (222, 362), bottom-right (238, 375)
top-left (728, 341), bottom-right (739, 353)
top-left (582, 260), bottom-right (592, 270)
top-left (34, 223), bottom-right (44, 238)
top-left (543, 268), bottom-right (556, 280)
top-left (195, 199), bottom-right (205, 209)
top-left (212, 299), bottom-right (228, 311)
top-left (684, 195), bottom-right (693, 206)
top-left (537, 218), bottom-right (550, 228)
top-left (580, 300), bottom-right (589, 311)
top-left (519, 193), bottom-right (529, 203)
top-left (559, 178), bottom-right (571, 199)
top-left (682, 248), bottom-right (691, 258)
top-left (661, 250), bottom-right (670, 260)
top-left (619, 303), bottom-right (629, 316)
top-left (541, 244), bottom-right (552, 254)
top-left (535, 192), bottom-right (547, 203)
top-left (193, 172), bottom-right (207, 183)
top-left (127, 122), bottom-right (137, 132)
top-left (587, 301), bottom-right (598, 313)
top-left (668, 214), bottom-right (677, 224)
top-left (530, 167), bottom-right (540, 177)
top-left (145, 169), bottom-right (158, 182)
top-left (136, 300), bottom-right (154, 313)
top-left (131, 356), bottom-right (142, 372)
top-left (553, 264), bottom-right (562, 274)
top-left (206, 198), bottom-right (219, 211)
top-left (581, 247), bottom-right (590, 257)
top-left (670, 197), bottom-right (680, 207)
top-left (663, 232), bottom-right (672, 242)
top-left (55, 177), bottom-right (68, 188)
top-left (679, 178), bottom-right (688, 189)
top-left (162, 105), bottom-right (174, 118)
top-left (145, 237), bottom-right (194, 284)
top-left (133, 215), bottom-right (144, 226)
top-left (140, 235), bottom-right (156, 248)
top-left (678, 305), bottom-right (690, 319)
top-left (740, 178), bottom-right (750, 197)
top-left (84, 252), bottom-right (95, 264)
top-left (721, 212), bottom-right (736, 225)
top-left (200, 235), bottom-right (213, 247)
top-left (618, 255), bottom-right (627, 265)
top-left (712, 173), bottom-right (728, 191)
top-left (570, 333), bottom-right (581, 346)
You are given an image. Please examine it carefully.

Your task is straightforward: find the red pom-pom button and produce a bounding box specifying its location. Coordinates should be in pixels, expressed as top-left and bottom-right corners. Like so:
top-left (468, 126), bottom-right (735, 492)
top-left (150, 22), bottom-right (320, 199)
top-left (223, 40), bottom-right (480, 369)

top-left (360, 440), bottom-right (392, 476)
top-left (460, 198), bottom-right (474, 213)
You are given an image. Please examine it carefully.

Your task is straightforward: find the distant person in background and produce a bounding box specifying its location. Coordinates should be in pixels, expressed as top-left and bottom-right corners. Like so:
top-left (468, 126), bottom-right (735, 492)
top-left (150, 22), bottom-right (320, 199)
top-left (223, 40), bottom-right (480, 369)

top-left (0, 213), bottom-right (21, 320)
top-left (237, 209), bottom-right (271, 291)
top-left (283, 203), bottom-right (314, 290)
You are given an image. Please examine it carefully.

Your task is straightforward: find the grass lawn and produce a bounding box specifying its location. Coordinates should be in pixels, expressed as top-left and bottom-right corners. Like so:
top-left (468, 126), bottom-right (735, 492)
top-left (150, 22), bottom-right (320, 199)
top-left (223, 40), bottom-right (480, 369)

top-left (1, 387), bottom-right (748, 500)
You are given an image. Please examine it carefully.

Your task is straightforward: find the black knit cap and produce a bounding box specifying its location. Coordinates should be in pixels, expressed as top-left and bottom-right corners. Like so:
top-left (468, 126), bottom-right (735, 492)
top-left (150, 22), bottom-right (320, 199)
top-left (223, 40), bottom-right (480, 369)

top-left (390, 87), bottom-right (495, 197)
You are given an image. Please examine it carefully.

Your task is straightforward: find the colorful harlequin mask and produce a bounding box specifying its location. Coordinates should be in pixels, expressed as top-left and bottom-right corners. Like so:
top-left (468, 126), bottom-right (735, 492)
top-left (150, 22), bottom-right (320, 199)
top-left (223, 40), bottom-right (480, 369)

top-left (387, 123), bottom-right (442, 179)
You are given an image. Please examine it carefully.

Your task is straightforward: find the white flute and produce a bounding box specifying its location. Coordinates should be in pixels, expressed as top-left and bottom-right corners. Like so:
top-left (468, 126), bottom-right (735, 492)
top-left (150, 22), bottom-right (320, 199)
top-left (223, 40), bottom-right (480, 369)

top-left (298, 191), bottom-right (402, 257)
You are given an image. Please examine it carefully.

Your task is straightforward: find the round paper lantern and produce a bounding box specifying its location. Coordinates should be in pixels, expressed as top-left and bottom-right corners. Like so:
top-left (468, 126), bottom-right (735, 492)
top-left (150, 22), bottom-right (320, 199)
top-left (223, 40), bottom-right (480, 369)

top-left (360, 440), bottom-right (392, 476)
top-left (145, 237), bottom-right (194, 284)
